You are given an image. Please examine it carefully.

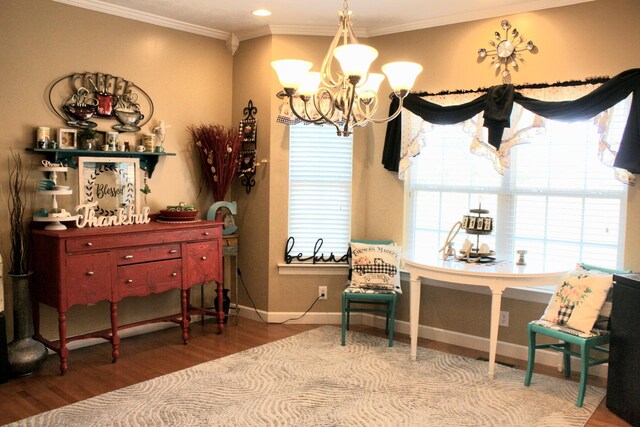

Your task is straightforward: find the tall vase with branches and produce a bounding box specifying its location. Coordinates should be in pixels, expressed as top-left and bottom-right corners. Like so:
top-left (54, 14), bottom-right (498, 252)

top-left (8, 151), bottom-right (29, 276)
top-left (188, 124), bottom-right (241, 201)
top-left (6, 150), bottom-right (46, 376)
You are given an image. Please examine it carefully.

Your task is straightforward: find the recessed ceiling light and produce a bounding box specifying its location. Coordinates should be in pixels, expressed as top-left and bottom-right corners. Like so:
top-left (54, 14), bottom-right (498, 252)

top-left (252, 9), bottom-right (271, 17)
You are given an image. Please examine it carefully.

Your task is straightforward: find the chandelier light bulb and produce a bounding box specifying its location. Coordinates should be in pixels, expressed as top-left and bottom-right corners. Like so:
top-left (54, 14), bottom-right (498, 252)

top-left (271, 60), bottom-right (312, 90)
top-left (333, 44), bottom-right (378, 80)
top-left (297, 72), bottom-right (322, 97)
top-left (355, 73), bottom-right (385, 101)
top-left (382, 62), bottom-right (423, 94)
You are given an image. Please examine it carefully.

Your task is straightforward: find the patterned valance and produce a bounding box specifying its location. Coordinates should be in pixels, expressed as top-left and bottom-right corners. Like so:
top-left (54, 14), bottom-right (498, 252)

top-left (383, 69), bottom-right (640, 178)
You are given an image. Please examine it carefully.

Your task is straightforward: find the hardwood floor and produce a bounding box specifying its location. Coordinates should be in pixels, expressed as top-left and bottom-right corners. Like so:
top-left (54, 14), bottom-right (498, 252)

top-left (0, 319), bottom-right (631, 426)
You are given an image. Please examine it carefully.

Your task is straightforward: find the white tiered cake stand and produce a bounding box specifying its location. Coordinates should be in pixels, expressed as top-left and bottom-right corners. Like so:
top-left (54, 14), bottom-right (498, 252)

top-left (33, 164), bottom-right (78, 230)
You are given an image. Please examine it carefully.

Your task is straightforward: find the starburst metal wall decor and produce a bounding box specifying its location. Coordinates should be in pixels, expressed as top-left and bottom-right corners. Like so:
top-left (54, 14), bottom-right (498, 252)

top-left (477, 20), bottom-right (535, 84)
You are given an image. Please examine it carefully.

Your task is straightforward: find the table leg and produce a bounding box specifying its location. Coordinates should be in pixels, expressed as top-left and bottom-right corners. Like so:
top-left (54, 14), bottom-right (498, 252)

top-left (110, 302), bottom-right (120, 363)
top-left (234, 256), bottom-right (239, 325)
top-left (488, 289), bottom-right (504, 379)
top-left (181, 289), bottom-right (190, 344)
top-left (216, 280), bottom-right (225, 334)
top-left (410, 276), bottom-right (421, 361)
top-left (58, 311), bottom-right (68, 375)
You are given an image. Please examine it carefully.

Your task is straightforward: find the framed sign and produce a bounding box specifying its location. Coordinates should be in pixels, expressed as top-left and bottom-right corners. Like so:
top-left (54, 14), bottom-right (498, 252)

top-left (78, 157), bottom-right (140, 216)
top-left (58, 128), bottom-right (77, 149)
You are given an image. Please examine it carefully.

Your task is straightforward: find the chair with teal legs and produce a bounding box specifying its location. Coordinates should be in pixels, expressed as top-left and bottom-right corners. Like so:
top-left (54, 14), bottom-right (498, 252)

top-left (342, 289), bottom-right (397, 347)
top-left (524, 263), bottom-right (630, 407)
top-left (340, 240), bottom-right (401, 347)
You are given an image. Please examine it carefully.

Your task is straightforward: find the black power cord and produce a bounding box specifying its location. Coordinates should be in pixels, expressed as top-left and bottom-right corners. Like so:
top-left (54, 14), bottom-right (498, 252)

top-left (237, 268), bottom-right (322, 324)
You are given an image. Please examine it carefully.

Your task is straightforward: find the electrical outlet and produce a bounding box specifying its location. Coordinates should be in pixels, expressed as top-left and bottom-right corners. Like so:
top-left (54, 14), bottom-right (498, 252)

top-left (318, 286), bottom-right (327, 300)
top-left (499, 311), bottom-right (509, 327)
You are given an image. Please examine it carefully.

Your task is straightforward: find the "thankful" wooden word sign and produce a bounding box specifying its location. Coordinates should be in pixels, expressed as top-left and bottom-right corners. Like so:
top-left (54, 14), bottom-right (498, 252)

top-left (75, 202), bottom-right (151, 228)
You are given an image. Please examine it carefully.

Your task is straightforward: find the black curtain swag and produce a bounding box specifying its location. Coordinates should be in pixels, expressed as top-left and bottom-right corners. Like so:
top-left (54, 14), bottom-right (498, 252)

top-left (383, 68), bottom-right (640, 174)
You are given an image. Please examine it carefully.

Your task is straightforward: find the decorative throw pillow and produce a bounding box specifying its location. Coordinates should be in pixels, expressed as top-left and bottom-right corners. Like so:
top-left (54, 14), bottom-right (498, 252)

top-left (349, 242), bottom-right (402, 294)
top-left (540, 266), bottom-right (613, 333)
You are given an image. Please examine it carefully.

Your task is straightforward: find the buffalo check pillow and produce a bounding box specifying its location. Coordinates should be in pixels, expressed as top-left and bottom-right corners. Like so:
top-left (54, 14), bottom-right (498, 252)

top-left (349, 242), bottom-right (402, 294)
top-left (540, 266), bottom-right (613, 334)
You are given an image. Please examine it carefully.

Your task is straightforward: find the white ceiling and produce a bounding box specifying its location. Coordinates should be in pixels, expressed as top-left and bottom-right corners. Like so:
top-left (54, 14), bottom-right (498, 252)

top-left (55, 0), bottom-right (594, 41)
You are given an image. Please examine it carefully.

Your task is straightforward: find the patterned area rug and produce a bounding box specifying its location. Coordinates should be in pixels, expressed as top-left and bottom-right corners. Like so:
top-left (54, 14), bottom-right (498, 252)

top-left (9, 326), bottom-right (604, 426)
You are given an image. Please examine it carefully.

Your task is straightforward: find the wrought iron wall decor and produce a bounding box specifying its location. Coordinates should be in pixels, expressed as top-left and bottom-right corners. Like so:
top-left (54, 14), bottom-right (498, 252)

top-left (48, 72), bottom-right (154, 132)
top-left (237, 100), bottom-right (258, 193)
top-left (477, 20), bottom-right (536, 84)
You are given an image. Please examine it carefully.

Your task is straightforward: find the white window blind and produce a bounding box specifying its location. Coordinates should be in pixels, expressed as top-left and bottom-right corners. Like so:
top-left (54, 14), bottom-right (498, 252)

top-left (406, 98), bottom-right (629, 272)
top-left (288, 124), bottom-right (353, 258)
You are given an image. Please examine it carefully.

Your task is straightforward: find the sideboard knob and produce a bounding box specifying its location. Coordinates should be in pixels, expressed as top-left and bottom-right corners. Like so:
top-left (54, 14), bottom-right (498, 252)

top-left (86, 271), bottom-right (94, 276)
top-left (86, 242), bottom-right (93, 246)
top-left (203, 232), bottom-right (209, 236)
top-left (171, 272), bottom-right (177, 276)
top-left (201, 256), bottom-right (207, 260)
top-left (126, 279), bottom-right (133, 284)
top-left (169, 249), bottom-right (178, 254)
top-left (124, 255), bottom-right (134, 259)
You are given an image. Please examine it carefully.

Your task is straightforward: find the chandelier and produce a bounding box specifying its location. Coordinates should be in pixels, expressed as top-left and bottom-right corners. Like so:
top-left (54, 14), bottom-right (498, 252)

top-left (271, 1), bottom-right (423, 137)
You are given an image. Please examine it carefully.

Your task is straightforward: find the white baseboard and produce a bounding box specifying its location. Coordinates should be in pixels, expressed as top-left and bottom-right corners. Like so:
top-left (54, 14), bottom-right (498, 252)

top-left (58, 305), bottom-right (607, 379)
top-left (357, 312), bottom-right (607, 379)
top-left (235, 304), bottom-right (607, 379)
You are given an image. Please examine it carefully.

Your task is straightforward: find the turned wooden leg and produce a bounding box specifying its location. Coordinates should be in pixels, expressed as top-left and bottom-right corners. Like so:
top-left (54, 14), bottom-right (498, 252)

top-left (58, 311), bottom-right (68, 375)
top-left (110, 302), bottom-right (120, 363)
top-left (216, 280), bottom-right (224, 334)
top-left (181, 289), bottom-right (189, 344)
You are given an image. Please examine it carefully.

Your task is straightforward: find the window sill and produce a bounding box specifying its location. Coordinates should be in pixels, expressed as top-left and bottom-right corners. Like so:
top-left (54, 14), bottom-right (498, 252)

top-left (278, 263), bottom-right (348, 276)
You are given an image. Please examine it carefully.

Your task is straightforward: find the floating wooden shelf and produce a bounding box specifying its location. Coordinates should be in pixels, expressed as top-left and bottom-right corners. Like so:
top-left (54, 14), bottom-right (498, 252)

top-left (26, 148), bottom-right (176, 178)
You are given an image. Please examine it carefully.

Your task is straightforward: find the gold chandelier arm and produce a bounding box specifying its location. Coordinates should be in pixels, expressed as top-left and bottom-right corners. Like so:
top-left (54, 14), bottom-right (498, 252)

top-left (320, 27), bottom-right (346, 88)
top-left (301, 97), bottom-right (328, 125)
top-left (287, 96), bottom-right (324, 125)
top-left (359, 94), bottom-right (406, 124)
top-left (311, 88), bottom-right (343, 135)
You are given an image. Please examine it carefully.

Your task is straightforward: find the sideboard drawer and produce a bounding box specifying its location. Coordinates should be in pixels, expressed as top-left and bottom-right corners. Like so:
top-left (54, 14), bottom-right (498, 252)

top-left (117, 259), bottom-right (182, 299)
top-left (116, 244), bottom-right (181, 266)
top-left (66, 236), bottom-right (116, 253)
top-left (66, 253), bottom-right (112, 307)
top-left (185, 241), bottom-right (220, 286)
top-left (175, 226), bottom-right (221, 243)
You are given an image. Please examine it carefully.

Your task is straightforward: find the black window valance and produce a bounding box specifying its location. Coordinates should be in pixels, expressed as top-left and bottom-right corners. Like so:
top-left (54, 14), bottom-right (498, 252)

top-left (383, 68), bottom-right (640, 174)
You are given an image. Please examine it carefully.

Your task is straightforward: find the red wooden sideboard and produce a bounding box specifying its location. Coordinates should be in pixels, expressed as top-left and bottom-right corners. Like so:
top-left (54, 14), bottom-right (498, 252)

top-left (30, 220), bottom-right (223, 374)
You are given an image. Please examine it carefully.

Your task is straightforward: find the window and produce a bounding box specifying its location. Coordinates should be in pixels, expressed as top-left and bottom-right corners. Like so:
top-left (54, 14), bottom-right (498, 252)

top-left (288, 124), bottom-right (353, 259)
top-left (405, 97), bottom-right (630, 273)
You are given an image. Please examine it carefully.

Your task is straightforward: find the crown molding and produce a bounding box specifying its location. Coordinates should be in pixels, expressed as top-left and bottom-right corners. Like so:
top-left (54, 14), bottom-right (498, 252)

top-left (267, 25), bottom-right (370, 39)
top-left (367, 0), bottom-right (596, 37)
top-left (52, 0), bottom-right (229, 40)
top-left (54, 0), bottom-right (593, 42)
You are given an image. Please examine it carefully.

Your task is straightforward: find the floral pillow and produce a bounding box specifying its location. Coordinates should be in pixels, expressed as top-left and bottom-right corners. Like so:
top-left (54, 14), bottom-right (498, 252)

top-left (540, 266), bottom-right (613, 333)
top-left (349, 242), bottom-right (402, 294)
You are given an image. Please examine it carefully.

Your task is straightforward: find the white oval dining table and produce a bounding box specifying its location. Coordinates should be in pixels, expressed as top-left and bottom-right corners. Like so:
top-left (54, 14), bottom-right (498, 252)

top-left (402, 256), bottom-right (567, 378)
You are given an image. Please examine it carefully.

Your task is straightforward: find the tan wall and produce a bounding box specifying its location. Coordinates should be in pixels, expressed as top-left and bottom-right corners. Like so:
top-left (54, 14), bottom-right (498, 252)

top-left (2, 0), bottom-right (639, 349)
top-left (0, 0), bottom-right (232, 339)
top-left (367, 0), bottom-right (640, 344)
top-left (229, 36), bottom-right (273, 312)
top-left (232, 0), bottom-right (640, 344)
top-left (266, 35), bottom-right (358, 313)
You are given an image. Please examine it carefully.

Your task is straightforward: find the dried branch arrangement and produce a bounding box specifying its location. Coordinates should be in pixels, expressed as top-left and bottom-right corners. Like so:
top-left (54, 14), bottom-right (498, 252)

top-left (7, 150), bottom-right (29, 275)
top-left (188, 124), bottom-right (241, 201)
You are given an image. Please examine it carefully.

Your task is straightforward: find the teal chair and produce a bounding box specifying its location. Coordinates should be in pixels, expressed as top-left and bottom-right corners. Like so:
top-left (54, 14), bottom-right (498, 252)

top-left (524, 264), bottom-right (630, 407)
top-left (341, 240), bottom-right (397, 347)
